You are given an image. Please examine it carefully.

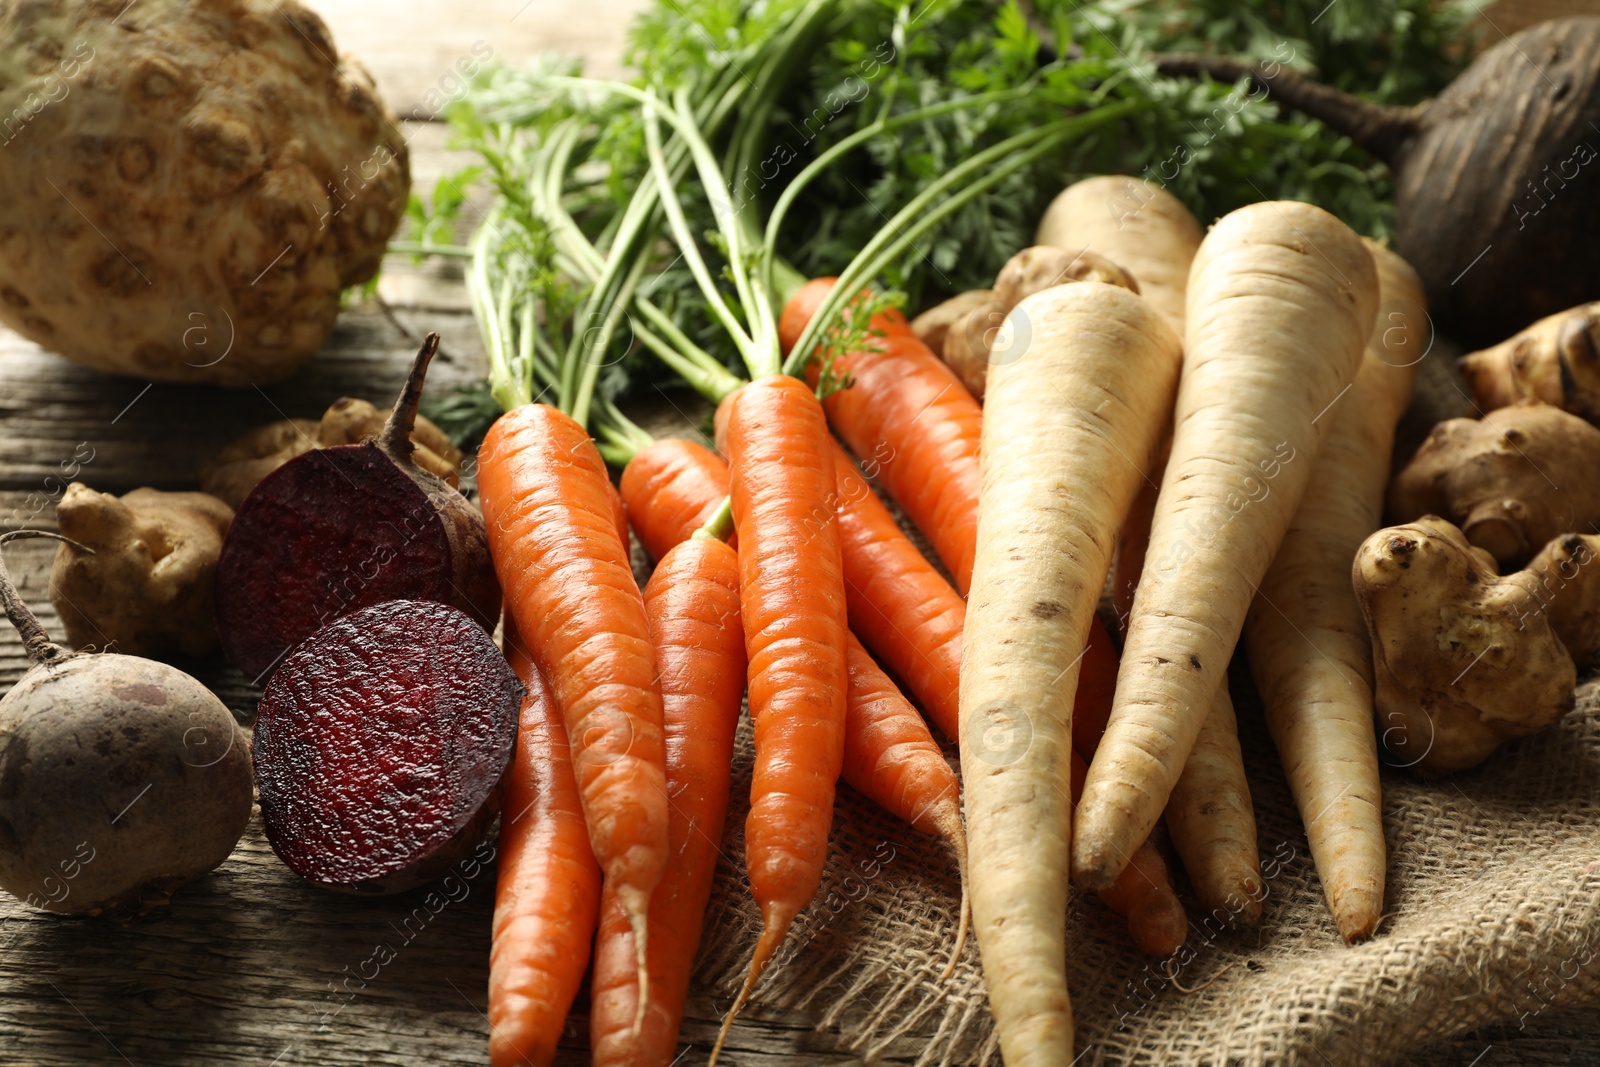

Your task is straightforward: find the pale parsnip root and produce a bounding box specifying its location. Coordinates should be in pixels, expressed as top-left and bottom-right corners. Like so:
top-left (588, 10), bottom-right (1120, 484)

top-left (962, 283), bottom-right (1181, 1067)
top-left (1074, 201), bottom-right (1379, 891)
top-left (1036, 175), bottom-right (1203, 334)
top-left (1165, 683), bottom-right (1263, 927)
top-left (1241, 240), bottom-right (1426, 943)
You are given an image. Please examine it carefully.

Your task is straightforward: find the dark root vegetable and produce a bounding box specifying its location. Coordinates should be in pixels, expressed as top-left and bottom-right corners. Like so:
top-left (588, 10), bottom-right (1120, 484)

top-left (253, 598), bottom-right (522, 894)
top-left (215, 335), bottom-right (501, 680)
top-left (1155, 17), bottom-right (1600, 346)
top-left (0, 531), bottom-right (253, 917)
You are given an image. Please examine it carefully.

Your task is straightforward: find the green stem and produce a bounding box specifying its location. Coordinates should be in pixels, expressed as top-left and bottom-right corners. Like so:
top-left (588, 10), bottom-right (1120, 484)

top-left (693, 496), bottom-right (735, 543)
top-left (782, 100), bottom-right (1140, 375)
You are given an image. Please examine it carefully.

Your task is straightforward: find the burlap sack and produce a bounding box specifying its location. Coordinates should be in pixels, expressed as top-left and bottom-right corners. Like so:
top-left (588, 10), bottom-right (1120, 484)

top-left (661, 341), bottom-right (1600, 1063)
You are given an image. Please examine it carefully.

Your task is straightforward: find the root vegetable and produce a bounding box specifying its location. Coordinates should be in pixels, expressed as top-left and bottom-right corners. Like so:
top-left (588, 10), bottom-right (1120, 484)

top-left (1353, 517), bottom-right (1576, 775)
top-left (1035, 176), bottom-right (1204, 333)
top-left (201, 400), bottom-right (461, 511)
top-left (215, 335), bottom-right (499, 680)
top-left (1164, 685), bottom-right (1262, 928)
top-left (0, 0), bottom-right (408, 385)
top-left (1387, 401), bottom-right (1600, 568)
top-left (1155, 17), bottom-right (1600, 346)
top-left (1241, 240), bottom-right (1427, 942)
top-left (962, 282), bottom-right (1181, 1066)
top-left (1076, 201), bottom-right (1378, 891)
top-left (49, 484), bottom-right (233, 658)
top-left (253, 598), bottom-right (523, 893)
top-left (946, 247), bottom-right (1138, 400)
top-left (1459, 302), bottom-right (1600, 424)
top-left (489, 624), bottom-right (599, 1067)
top-left (1527, 533), bottom-right (1600, 671)
top-left (619, 438), bottom-right (732, 562)
top-left (0, 531), bottom-right (253, 916)
top-left (910, 290), bottom-right (993, 354)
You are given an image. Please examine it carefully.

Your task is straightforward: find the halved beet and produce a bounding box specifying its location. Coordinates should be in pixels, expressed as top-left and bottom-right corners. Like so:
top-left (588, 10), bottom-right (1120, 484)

top-left (253, 599), bottom-right (522, 893)
top-left (215, 335), bottom-right (500, 680)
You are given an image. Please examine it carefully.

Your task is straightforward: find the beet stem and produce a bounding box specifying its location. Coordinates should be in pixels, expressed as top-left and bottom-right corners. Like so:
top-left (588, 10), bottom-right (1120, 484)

top-left (380, 333), bottom-right (441, 465)
top-left (1150, 53), bottom-right (1423, 166)
top-left (0, 530), bottom-right (93, 666)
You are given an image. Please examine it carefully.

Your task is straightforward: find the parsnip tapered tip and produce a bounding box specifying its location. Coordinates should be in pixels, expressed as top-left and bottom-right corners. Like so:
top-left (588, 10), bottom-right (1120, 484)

top-left (1071, 834), bottom-right (1119, 892)
top-left (1332, 886), bottom-right (1384, 944)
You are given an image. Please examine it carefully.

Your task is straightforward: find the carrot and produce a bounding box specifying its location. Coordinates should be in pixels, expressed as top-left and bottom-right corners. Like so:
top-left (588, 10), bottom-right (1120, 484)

top-left (1074, 201), bottom-right (1379, 890)
top-left (1067, 745), bottom-right (1187, 958)
top-left (619, 437), bottom-right (734, 561)
top-left (590, 531), bottom-right (745, 1066)
top-left (477, 404), bottom-right (669, 1018)
top-left (607, 477), bottom-right (632, 555)
top-left (1240, 240), bottom-right (1427, 942)
top-left (620, 427), bottom-right (972, 980)
top-left (778, 275), bottom-right (911, 355)
top-left (786, 279), bottom-right (984, 595)
top-left (1165, 684), bottom-right (1263, 926)
top-left (841, 632), bottom-right (970, 974)
top-left (961, 282), bottom-right (1182, 1065)
top-left (1035, 175), bottom-right (1203, 334)
top-left (831, 444), bottom-right (966, 742)
top-left (714, 374), bottom-right (849, 1055)
top-left (489, 621), bottom-right (601, 1067)
top-left (717, 392), bottom-right (969, 746)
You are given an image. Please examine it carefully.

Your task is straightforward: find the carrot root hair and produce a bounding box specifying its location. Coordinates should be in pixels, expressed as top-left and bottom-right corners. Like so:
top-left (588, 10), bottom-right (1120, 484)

top-left (708, 911), bottom-right (791, 1066)
top-left (616, 884), bottom-right (651, 1039)
top-left (933, 801), bottom-right (971, 983)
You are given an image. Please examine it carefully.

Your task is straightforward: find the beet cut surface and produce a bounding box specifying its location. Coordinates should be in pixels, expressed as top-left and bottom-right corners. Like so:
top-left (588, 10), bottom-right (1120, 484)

top-left (253, 599), bottom-right (523, 893)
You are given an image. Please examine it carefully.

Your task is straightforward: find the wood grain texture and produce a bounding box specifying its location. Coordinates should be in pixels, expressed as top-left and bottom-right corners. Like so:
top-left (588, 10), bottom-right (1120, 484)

top-left (0, 0), bottom-right (1594, 1062)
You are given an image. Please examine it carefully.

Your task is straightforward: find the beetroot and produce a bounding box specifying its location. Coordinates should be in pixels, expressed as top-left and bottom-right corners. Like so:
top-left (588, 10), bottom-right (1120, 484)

top-left (253, 599), bottom-right (522, 893)
top-left (215, 335), bottom-right (500, 680)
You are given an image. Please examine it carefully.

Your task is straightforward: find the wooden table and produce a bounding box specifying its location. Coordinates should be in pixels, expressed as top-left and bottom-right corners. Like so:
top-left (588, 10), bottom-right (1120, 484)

top-left (1, 1), bottom-right (1594, 1063)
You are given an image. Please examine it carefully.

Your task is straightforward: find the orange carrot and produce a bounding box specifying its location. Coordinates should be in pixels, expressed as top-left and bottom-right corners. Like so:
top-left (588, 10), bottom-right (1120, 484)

top-left (1068, 745), bottom-right (1186, 957)
top-left (489, 622), bottom-right (602, 1067)
top-left (590, 532), bottom-right (745, 1066)
top-left (619, 438), bottom-right (732, 562)
top-left (778, 276), bottom-right (912, 355)
top-left (842, 632), bottom-right (970, 975)
top-left (606, 477), bottom-right (632, 555)
top-left (478, 404), bottom-right (668, 1017)
top-left (831, 444), bottom-right (965, 742)
top-left (787, 279), bottom-right (983, 594)
top-left (715, 374), bottom-right (849, 1053)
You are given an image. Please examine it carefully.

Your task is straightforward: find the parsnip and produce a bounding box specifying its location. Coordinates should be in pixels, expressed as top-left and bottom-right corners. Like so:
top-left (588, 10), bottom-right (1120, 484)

top-left (962, 283), bottom-right (1181, 1066)
top-left (1036, 175), bottom-right (1203, 333)
top-left (1241, 241), bottom-right (1425, 942)
top-left (1074, 201), bottom-right (1378, 890)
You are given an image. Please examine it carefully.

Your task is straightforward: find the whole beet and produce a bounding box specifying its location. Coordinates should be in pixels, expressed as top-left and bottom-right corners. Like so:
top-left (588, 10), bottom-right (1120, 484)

top-left (0, 532), bottom-right (253, 916)
top-left (215, 334), bottom-right (500, 680)
top-left (1155, 18), bottom-right (1600, 346)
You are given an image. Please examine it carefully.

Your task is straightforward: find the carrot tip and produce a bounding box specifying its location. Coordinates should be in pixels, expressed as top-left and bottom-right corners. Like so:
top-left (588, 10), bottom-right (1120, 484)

top-left (935, 807), bottom-right (970, 983)
top-left (708, 919), bottom-right (788, 1067)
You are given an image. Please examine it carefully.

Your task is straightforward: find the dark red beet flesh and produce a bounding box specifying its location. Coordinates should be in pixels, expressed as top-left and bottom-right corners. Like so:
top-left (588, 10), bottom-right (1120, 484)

top-left (253, 599), bottom-right (522, 893)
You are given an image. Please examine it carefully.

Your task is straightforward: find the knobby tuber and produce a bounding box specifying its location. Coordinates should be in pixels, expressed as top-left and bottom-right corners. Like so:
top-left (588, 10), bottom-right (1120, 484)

top-left (909, 289), bottom-right (992, 356)
top-left (1353, 517), bottom-right (1576, 775)
top-left (201, 399), bottom-right (462, 510)
top-left (0, 0), bottom-right (408, 385)
top-left (1526, 532), bottom-right (1600, 672)
top-left (215, 335), bottom-right (499, 680)
top-left (252, 599), bottom-right (522, 893)
top-left (0, 531), bottom-right (253, 916)
top-left (942, 247), bottom-right (1137, 400)
top-left (1388, 401), bottom-right (1600, 567)
top-left (49, 485), bottom-right (233, 658)
top-left (1459, 302), bottom-right (1600, 425)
